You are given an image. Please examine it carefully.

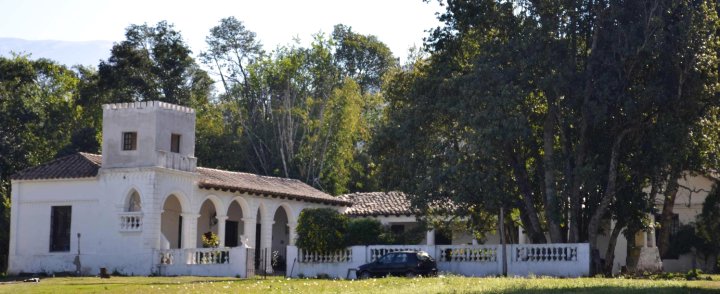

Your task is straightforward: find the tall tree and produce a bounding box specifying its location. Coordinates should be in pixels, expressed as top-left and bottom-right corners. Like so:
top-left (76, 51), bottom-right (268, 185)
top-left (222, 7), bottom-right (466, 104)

top-left (98, 21), bottom-right (213, 106)
top-left (376, 0), bottom-right (719, 275)
top-left (0, 55), bottom-right (83, 270)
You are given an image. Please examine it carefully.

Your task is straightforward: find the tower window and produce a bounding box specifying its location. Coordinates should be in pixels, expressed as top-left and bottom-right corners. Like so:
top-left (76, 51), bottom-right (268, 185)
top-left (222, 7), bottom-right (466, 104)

top-left (171, 134), bottom-right (181, 153)
top-left (122, 132), bottom-right (137, 151)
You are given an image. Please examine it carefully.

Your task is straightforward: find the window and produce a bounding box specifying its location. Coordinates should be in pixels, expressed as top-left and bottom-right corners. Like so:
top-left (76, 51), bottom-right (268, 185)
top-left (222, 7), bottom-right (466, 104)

top-left (378, 253), bottom-right (394, 264)
top-left (122, 132), bottom-right (137, 151)
top-left (171, 134), bottom-right (181, 153)
top-left (393, 253), bottom-right (408, 264)
top-left (50, 206), bottom-right (72, 252)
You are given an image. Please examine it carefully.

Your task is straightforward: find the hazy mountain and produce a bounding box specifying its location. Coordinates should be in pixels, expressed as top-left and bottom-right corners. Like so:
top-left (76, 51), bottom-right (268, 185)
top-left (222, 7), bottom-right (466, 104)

top-left (0, 38), bottom-right (113, 67)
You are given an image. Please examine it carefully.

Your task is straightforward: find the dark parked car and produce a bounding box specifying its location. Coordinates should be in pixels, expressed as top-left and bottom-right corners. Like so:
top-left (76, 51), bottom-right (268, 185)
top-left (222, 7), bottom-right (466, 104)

top-left (357, 251), bottom-right (437, 278)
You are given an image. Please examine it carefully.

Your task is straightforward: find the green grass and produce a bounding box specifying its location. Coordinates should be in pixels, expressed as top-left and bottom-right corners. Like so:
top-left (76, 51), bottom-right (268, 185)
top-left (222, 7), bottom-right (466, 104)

top-left (0, 275), bottom-right (717, 293)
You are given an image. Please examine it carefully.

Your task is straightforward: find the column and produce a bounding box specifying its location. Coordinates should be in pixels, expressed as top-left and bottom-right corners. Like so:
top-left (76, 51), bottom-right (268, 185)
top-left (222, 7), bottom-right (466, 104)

top-left (288, 222), bottom-right (298, 246)
top-left (217, 215), bottom-right (228, 247)
top-left (261, 217), bottom-right (274, 274)
top-left (242, 217), bottom-right (256, 248)
top-left (181, 213), bottom-right (200, 249)
top-left (426, 229), bottom-right (436, 246)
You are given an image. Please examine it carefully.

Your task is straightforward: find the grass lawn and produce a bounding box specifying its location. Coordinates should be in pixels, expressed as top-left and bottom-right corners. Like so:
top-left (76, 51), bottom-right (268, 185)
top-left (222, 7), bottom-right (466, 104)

top-left (0, 275), bottom-right (718, 293)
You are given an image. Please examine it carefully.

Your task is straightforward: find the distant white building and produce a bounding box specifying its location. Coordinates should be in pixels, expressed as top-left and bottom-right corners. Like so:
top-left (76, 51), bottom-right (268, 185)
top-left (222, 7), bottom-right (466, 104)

top-left (8, 101), bottom-right (350, 276)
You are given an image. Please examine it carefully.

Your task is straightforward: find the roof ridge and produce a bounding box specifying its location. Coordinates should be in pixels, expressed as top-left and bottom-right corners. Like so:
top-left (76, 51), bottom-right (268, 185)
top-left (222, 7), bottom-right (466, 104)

top-left (197, 166), bottom-right (304, 183)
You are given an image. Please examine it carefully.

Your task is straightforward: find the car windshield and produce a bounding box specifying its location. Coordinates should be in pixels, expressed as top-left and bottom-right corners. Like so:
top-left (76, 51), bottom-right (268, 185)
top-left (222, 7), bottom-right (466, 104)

top-left (417, 252), bottom-right (432, 261)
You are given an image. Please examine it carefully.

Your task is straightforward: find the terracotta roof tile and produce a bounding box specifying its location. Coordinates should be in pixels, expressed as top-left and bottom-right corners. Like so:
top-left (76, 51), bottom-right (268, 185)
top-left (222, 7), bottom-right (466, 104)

top-left (339, 191), bottom-right (415, 216)
top-left (196, 167), bottom-right (351, 206)
top-left (10, 153), bottom-right (350, 206)
top-left (10, 153), bottom-right (101, 180)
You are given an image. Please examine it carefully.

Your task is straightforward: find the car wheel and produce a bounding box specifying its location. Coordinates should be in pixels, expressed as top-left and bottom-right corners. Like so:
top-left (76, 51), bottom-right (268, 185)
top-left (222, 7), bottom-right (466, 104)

top-left (405, 271), bottom-right (416, 278)
top-left (358, 271), bottom-right (371, 279)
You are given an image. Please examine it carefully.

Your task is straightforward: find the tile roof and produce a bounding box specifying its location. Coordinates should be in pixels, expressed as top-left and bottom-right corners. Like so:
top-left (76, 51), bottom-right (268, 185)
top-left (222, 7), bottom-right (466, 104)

top-left (10, 153), bottom-right (102, 180)
top-left (10, 153), bottom-right (350, 206)
top-left (338, 191), bottom-right (416, 216)
top-left (196, 167), bottom-right (351, 206)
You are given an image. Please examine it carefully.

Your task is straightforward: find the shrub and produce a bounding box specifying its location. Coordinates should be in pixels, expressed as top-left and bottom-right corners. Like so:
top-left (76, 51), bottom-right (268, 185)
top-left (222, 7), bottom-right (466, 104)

top-left (296, 208), bottom-right (348, 252)
top-left (346, 218), bottom-right (394, 245)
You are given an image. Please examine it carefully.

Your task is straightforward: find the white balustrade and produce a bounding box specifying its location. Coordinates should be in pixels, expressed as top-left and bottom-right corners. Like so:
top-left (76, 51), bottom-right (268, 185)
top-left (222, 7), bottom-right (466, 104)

top-left (157, 150), bottom-right (197, 172)
top-left (437, 245), bottom-right (497, 262)
top-left (299, 249), bottom-right (352, 263)
top-left (513, 243), bottom-right (578, 262)
top-left (367, 245), bottom-right (429, 262)
top-left (158, 248), bottom-right (231, 266)
top-left (119, 212), bottom-right (143, 232)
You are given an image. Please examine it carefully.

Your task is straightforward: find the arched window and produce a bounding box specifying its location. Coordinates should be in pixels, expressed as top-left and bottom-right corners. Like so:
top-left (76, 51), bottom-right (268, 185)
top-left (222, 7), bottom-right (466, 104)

top-left (127, 191), bottom-right (142, 212)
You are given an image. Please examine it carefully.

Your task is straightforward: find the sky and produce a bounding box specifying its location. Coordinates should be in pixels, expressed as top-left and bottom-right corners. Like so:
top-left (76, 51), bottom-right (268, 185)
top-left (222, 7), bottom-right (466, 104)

top-left (0, 0), bottom-right (444, 61)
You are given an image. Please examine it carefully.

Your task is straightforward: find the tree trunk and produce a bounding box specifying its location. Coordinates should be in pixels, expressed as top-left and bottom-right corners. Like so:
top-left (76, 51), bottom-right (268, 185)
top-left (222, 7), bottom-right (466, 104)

top-left (588, 128), bottom-right (632, 275)
top-left (508, 150), bottom-right (547, 243)
top-left (603, 220), bottom-right (625, 276)
top-left (543, 101), bottom-right (564, 243)
top-left (658, 168), bottom-right (682, 258)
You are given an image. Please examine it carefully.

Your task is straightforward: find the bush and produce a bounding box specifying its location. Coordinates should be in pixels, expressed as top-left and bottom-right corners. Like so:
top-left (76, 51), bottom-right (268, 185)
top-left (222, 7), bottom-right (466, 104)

top-left (346, 218), bottom-right (394, 245)
top-left (296, 208), bottom-right (348, 252)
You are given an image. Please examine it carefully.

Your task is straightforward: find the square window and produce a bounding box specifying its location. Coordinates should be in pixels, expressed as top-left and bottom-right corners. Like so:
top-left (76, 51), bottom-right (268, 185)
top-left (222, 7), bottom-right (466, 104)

top-left (122, 132), bottom-right (137, 151)
top-left (50, 206), bottom-right (72, 252)
top-left (171, 134), bottom-right (181, 153)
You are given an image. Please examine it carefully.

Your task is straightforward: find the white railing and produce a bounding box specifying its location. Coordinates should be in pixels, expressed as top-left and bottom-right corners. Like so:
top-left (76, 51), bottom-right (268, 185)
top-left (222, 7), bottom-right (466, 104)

top-left (513, 243), bottom-right (578, 262)
top-left (158, 248), bottom-right (230, 265)
top-left (157, 150), bottom-right (197, 172)
top-left (299, 249), bottom-right (352, 263)
top-left (437, 245), bottom-right (497, 262)
top-left (367, 245), bottom-right (430, 262)
top-left (119, 212), bottom-right (143, 232)
top-left (287, 243), bottom-right (590, 278)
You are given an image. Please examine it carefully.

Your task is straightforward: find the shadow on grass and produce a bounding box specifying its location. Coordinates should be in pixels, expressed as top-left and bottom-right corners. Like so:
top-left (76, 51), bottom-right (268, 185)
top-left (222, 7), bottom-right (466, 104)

top-left (57, 278), bottom-right (242, 286)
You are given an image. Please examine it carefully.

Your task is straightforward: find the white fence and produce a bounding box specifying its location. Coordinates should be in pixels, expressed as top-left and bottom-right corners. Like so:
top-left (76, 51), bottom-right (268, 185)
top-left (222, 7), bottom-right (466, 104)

top-left (286, 243), bottom-right (589, 279)
top-left (156, 247), bottom-right (248, 277)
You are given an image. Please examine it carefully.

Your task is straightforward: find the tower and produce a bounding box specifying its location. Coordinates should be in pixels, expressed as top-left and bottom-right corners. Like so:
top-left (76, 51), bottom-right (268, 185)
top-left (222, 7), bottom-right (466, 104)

top-left (101, 101), bottom-right (197, 172)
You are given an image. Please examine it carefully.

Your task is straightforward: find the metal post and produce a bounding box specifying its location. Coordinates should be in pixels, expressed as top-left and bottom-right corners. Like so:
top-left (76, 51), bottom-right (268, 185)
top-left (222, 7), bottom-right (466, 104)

top-left (500, 207), bottom-right (507, 276)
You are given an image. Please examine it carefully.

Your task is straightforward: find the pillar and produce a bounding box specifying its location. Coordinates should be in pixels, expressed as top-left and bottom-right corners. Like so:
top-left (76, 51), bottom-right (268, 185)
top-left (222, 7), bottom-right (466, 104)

top-left (242, 217), bottom-right (256, 248)
top-left (288, 221), bottom-right (298, 246)
top-left (261, 216), bottom-right (274, 274)
top-left (181, 213), bottom-right (200, 249)
top-left (217, 215), bottom-right (228, 247)
top-left (426, 229), bottom-right (435, 246)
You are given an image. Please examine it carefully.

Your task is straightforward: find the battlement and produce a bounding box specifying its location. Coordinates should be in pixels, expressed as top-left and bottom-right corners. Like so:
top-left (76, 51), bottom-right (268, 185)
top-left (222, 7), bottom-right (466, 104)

top-left (103, 101), bottom-right (195, 114)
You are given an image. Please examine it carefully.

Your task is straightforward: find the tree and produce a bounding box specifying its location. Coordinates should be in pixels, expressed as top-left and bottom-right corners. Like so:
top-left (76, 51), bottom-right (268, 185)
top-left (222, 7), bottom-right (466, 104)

top-left (696, 183), bottom-right (720, 273)
top-left (331, 24), bottom-right (396, 94)
top-left (0, 55), bottom-right (83, 270)
top-left (98, 21), bottom-right (213, 106)
top-left (375, 0), bottom-right (719, 275)
top-left (295, 208), bottom-right (348, 252)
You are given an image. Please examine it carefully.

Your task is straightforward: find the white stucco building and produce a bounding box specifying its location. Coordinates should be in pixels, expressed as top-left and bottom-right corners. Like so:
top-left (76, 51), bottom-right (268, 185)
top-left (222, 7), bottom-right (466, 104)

top-left (8, 101), bottom-right (351, 276)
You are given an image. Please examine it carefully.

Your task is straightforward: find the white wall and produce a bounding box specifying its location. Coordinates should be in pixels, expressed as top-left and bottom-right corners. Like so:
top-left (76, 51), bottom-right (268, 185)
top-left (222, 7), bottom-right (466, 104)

top-left (287, 243), bottom-right (590, 279)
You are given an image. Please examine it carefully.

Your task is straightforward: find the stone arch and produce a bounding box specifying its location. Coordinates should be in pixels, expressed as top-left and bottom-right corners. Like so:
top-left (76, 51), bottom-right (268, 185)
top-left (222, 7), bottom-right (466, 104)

top-left (161, 194), bottom-right (185, 249)
top-left (225, 196), bottom-right (250, 247)
top-left (271, 203), bottom-right (293, 271)
top-left (196, 196), bottom-right (223, 247)
top-left (197, 194), bottom-right (226, 216)
top-left (125, 190), bottom-right (142, 212)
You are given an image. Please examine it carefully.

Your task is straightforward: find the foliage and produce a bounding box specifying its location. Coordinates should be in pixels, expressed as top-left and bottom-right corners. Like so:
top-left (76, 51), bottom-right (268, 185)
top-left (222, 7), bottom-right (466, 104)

top-left (345, 218), bottom-right (393, 246)
top-left (98, 21), bottom-right (213, 106)
top-left (374, 1), bottom-right (720, 274)
top-left (201, 232), bottom-right (219, 248)
top-left (296, 208), bottom-right (348, 252)
top-left (696, 183), bottom-right (720, 272)
top-left (0, 55), bottom-right (85, 271)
